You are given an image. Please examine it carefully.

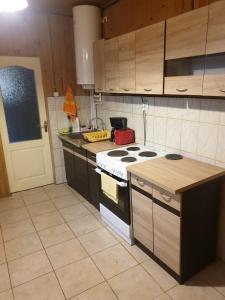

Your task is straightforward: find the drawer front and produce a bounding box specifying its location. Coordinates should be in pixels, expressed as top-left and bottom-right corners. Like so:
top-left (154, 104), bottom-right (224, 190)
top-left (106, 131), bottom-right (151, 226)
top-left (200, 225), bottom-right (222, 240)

top-left (131, 175), bottom-right (153, 195)
top-left (87, 151), bottom-right (96, 162)
top-left (74, 146), bottom-right (87, 157)
top-left (62, 141), bottom-right (74, 151)
top-left (153, 187), bottom-right (181, 212)
top-left (153, 203), bottom-right (180, 274)
top-left (132, 189), bottom-right (153, 251)
top-left (164, 76), bottom-right (203, 96)
top-left (203, 74), bottom-right (225, 97)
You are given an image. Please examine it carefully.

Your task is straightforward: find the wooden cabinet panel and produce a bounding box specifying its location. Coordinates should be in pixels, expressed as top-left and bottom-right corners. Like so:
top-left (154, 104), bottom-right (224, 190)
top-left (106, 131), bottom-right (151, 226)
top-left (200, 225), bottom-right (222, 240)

top-left (104, 38), bottom-right (120, 92)
top-left (93, 39), bottom-right (105, 93)
top-left (206, 0), bottom-right (225, 54)
top-left (118, 32), bottom-right (135, 93)
top-left (131, 175), bottom-right (153, 195)
top-left (153, 203), bottom-right (180, 274)
top-left (166, 6), bottom-right (208, 59)
top-left (164, 76), bottom-right (203, 95)
top-left (132, 189), bottom-right (153, 251)
top-left (203, 74), bottom-right (225, 96)
top-left (136, 22), bottom-right (165, 94)
top-left (153, 187), bottom-right (181, 211)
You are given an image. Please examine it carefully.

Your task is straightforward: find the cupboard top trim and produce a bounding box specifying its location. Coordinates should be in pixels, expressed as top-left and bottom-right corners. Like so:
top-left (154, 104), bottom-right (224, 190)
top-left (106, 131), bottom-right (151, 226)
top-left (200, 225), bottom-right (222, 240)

top-left (128, 157), bottom-right (225, 194)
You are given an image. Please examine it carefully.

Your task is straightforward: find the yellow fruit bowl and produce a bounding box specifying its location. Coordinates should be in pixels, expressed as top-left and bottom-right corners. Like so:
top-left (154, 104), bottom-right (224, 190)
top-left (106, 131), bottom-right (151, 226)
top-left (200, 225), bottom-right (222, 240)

top-left (83, 130), bottom-right (111, 143)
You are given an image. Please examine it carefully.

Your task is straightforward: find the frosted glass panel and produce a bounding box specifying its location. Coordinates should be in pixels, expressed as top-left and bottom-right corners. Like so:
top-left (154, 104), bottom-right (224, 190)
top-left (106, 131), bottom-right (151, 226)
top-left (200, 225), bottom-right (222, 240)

top-left (0, 66), bottom-right (42, 143)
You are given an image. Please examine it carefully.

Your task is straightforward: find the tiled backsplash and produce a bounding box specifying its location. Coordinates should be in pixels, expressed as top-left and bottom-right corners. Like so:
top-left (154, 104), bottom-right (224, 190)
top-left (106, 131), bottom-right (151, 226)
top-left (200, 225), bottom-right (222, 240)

top-left (97, 95), bottom-right (225, 261)
top-left (47, 96), bottom-right (91, 184)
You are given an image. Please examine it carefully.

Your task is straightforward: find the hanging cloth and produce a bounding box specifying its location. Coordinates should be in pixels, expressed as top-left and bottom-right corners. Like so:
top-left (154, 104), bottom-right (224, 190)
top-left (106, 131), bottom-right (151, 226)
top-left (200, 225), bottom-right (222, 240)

top-left (63, 85), bottom-right (78, 121)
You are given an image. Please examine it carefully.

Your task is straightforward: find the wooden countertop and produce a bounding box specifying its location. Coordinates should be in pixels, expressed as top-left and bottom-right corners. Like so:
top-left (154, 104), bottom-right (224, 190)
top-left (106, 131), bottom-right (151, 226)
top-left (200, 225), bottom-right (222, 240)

top-left (82, 140), bottom-right (123, 154)
top-left (128, 157), bottom-right (225, 194)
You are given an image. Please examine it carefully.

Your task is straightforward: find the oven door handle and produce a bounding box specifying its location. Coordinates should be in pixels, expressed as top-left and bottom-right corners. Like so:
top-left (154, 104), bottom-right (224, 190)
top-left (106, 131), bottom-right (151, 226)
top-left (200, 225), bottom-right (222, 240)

top-left (95, 168), bottom-right (128, 188)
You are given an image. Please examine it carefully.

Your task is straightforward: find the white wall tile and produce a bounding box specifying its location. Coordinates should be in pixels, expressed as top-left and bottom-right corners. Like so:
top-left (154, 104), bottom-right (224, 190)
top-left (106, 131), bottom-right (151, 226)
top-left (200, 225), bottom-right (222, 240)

top-left (132, 96), bottom-right (143, 115)
top-left (167, 98), bottom-right (185, 119)
top-left (220, 101), bottom-right (225, 125)
top-left (153, 117), bottom-right (167, 145)
top-left (154, 97), bottom-right (168, 117)
top-left (146, 117), bottom-right (154, 142)
top-left (132, 114), bottom-right (144, 140)
top-left (166, 119), bottom-right (182, 149)
top-left (182, 98), bottom-right (200, 121)
top-left (181, 121), bottom-right (199, 153)
top-left (49, 111), bottom-right (57, 130)
top-left (200, 99), bottom-right (221, 124)
top-left (48, 97), bottom-right (56, 111)
top-left (216, 126), bottom-right (225, 162)
top-left (197, 123), bottom-right (218, 159)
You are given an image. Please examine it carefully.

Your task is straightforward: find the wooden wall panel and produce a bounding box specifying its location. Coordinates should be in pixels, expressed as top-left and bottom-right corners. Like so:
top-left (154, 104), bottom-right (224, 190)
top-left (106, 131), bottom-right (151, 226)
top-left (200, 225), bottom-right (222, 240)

top-left (0, 135), bottom-right (9, 197)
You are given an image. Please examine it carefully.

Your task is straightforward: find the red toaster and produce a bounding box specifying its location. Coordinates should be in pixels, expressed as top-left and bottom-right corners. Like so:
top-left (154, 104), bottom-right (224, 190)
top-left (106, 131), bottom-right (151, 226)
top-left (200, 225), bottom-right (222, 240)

top-left (114, 128), bottom-right (135, 145)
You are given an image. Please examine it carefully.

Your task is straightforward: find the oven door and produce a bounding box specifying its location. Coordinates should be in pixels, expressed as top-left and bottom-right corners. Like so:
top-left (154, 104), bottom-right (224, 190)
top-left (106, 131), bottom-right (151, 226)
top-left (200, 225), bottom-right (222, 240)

top-left (95, 168), bottom-right (131, 225)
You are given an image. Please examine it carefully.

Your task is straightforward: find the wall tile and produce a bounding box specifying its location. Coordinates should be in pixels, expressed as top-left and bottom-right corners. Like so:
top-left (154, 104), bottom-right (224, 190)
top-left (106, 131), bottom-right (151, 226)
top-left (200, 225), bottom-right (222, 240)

top-left (200, 99), bottom-right (221, 124)
top-left (182, 98), bottom-right (200, 121)
top-left (146, 117), bottom-right (154, 143)
top-left (154, 97), bottom-right (168, 117)
top-left (167, 98), bottom-right (185, 119)
top-left (132, 114), bottom-right (144, 140)
top-left (55, 97), bottom-right (64, 111)
top-left (48, 97), bottom-right (56, 111)
top-left (181, 121), bottom-right (199, 153)
top-left (145, 97), bottom-right (155, 116)
top-left (49, 111), bottom-right (58, 130)
top-left (197, 123), bottom-right (218, 159)
top-left (166, 119), bottom-right (182, 149)
top-left (220, 101), bottom-right (225, 125)
top-left (153, 117), bottom-right (167, 146)
top-left (132, 96), bottom-right (143, 115)
top-left (216, 126), bottom-right (225, 163)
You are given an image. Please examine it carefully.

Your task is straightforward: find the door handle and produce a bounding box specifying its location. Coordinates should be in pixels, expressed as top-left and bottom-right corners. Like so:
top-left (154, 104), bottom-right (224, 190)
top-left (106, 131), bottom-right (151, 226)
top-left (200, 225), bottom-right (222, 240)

top-left (41, 121), bottom-right (48, 132)
top-left (219, 89), bottom-right (225, 93)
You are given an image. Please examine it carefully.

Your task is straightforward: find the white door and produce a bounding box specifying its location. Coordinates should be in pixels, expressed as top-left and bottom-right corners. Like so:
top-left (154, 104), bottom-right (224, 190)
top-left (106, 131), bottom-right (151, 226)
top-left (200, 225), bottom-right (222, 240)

top-left (0, 57), bottom-right (53, 193)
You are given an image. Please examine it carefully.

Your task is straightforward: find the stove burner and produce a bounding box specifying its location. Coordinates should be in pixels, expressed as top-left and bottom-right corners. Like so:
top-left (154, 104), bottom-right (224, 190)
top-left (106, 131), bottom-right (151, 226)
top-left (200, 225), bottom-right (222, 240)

top-left (126, 146), bottom-right (140, 151)
top-left (165, 154), bottom-right (183, 160)
top-left (107, 150), bottom-right (129, 157)
top-left (139, 151), bottom-right (157, 157)
top-left (121, 156), bottom-right (137, 163)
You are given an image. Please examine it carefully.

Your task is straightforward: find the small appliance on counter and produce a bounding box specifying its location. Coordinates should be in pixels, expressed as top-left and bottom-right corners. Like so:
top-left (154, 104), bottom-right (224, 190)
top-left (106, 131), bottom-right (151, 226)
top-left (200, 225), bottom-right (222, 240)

top-left (110, 117), bottom-right (135, 145)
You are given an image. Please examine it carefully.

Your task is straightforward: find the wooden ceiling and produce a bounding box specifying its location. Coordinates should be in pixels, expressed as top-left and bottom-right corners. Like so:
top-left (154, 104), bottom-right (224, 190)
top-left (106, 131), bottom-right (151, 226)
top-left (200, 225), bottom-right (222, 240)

top-left (27, 0), bottom-right (117, 15)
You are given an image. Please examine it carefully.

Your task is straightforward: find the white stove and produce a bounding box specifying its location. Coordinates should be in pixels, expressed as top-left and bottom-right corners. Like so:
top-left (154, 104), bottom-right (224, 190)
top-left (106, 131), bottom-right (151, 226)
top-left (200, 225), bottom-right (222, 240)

top-left (96, 144), bottom-right (166, 180)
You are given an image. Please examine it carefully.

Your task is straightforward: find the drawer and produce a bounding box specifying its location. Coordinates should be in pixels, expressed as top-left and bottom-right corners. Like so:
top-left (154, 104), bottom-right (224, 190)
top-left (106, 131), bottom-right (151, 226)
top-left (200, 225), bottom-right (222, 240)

top-left (164, 76), bottom-right (203, 96)
top-left (153, 187), bottom-right (181, 212)
top-left (131, 175), bottom-right (153, 195)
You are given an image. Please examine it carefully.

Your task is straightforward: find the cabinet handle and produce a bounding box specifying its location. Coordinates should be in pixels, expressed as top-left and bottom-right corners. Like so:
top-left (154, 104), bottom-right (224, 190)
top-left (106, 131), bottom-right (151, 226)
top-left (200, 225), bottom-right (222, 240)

top-left (176, 88), bottom-right (188, 92)
top-left (136, 178), bottom-right (145, 187)
top-left (144, 88), bottom-right (152, 92)
top-left (123, 88), bottom-right (130, 92)
top-left (109, 88), bottom-right (114, 91)
top-left (97, 88), bottom-right (102, 91)
top-left (219, 89), bottom-right (225, 93)
top-left (160, 193), bottom-right (172, 202)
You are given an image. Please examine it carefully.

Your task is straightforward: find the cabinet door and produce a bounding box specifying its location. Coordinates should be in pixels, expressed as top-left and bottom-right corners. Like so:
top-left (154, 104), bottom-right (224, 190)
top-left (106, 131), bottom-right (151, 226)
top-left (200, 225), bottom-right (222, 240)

top-left (153, 203), bottom-right (180, 274)
top-left (132, 189), bottom-right (153, 251)
top-left (166, 6), bottom-right (208, 60)
top-left (206, 0), bottom-right (225, 55)
top-left (88, 162), bottom-right (100, 210)
top-left (74, 153), bottom-right (89, 201)
top-left (164, 75), bottom-right (203, 95)
top-left (118, 32), bottom-right (135, 93)
top-left (136, 22), bottom-right (165, 94)
top-left (63, 149), bottom-right (74, 189)
top-left (93, 39), bottom-right (105, 93)
top-left (104, 38), bottom-right (119, 92)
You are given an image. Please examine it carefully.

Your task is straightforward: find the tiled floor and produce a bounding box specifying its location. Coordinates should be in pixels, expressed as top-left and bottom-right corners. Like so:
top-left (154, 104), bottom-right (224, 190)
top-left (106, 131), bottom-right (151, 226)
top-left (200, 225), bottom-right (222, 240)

top-left (0, 184), bottom-right (224, 300)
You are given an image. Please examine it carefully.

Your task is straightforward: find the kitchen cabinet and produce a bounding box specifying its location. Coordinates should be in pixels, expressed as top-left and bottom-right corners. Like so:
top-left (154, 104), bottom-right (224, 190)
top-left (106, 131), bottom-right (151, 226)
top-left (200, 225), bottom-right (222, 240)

top-left (135, 22), bottom-right (165, 94)
top-left (130, 173), bottom-right (221, 283)
top-left (87, 152), bottom-right (100, 210)
top-left (62, 141), bottom-right (75, 189)
top-left (93, 39), bottom-right (105, 93)
top-left (104, 37), bottom-right (120, 93)
top-left (118, 32), bottom-right (136, 93)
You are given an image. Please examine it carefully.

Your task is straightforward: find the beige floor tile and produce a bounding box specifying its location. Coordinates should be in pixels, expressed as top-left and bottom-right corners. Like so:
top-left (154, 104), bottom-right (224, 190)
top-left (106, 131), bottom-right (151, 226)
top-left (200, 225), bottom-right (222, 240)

top-left (106, 226), bottom-right (126, 242)
top-left (0, 196), bottom-right (24, 213)
top-left (82, 201), bottom-right (98, 213)
top-left (60, 204), bottom-right (90, 222)
top-left (56, 257), bottom-right (104, 298)
top-left (121, 241), bottom-right (150, 263)
top-left (38, 224), bottom-right (74, 248)
top-left (93, 212), bottom-right (108, 226)
top-left (0, 231), bottom-right (3, 244)
top-left (8, 250), bottom-right (52, 287)
top-left (68, 214), bottom-right (103, 237)
top-left (0, 244), bottom-right (6, 264)
top-left (154, 294), bottom-right (171, 300)
top-left (5, 232), bottom-right (43, 261)
top-left (46, 238), bottom-right (88, 269)
top-left (78, 228), bottom-right (118, 255)
top-left (108, 265), bottom-right (162, 300)
top-left (20, 187), bottom-right (44, 196)
top-left (92, 244), bottom-right (137, 279)
top-left (0, 207), bottom-right (29, 226)
top-left (142, 258), bottom-right (177, 291)
top-left (197, 259), bottom-right (225, 297)
top-left (0, 263), bottom-right (11, 293)
top-left (22, 191), bottom-right (49, 206)
top-left (72, 282), bottom-right (117, 300)
top-left (27, 201), bottom-right (56, 217)
top-left (45, 184), bottom-right (72, 199)
top-left (2, 219), bottom-right (35, 242)
top-left (13, 272), bottom-right (65, 300)
top-left (0, 289), bottom-right (14, 300)
top-left (52, 194), bottom-right (81, 209)
top-left (32, 211), bottom-right (64, 231)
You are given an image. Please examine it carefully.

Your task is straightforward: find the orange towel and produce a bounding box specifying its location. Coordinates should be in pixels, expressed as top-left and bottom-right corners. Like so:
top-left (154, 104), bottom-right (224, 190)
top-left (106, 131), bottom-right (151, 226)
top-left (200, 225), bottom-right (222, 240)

top-left (63, 85), bottom-right (78, 120)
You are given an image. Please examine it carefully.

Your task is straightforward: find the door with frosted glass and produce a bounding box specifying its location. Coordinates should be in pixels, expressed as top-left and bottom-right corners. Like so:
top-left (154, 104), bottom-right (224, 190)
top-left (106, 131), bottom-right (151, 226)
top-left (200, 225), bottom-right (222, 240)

top-left (0, 57), bottom-right (53, 192)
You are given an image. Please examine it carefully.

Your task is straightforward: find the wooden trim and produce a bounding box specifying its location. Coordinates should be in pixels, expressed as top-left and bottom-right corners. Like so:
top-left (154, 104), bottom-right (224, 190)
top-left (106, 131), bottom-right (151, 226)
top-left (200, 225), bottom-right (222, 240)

top-left (131, 184), bottom-right (152, 199)
top-left (0, 134), bottom-right (9, 197)
top-left (153, 198), bottom-right (181, 217)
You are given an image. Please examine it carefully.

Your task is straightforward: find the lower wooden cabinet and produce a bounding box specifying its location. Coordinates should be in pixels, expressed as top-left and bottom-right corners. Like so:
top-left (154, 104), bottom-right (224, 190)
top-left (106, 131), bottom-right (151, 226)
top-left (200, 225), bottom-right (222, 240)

top-left (132, 188), bottom-right (153, 251)
top-left (153, 203), bottom-right (180, 274)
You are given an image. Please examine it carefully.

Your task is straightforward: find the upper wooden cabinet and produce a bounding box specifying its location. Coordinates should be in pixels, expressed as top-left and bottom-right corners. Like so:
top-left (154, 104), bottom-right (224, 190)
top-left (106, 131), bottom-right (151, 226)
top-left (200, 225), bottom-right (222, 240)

top-left (206, 0), bottom-right (225, 54)
top-left (135, 22), bottom-right (165, 94)
top-left (93, 39), bottom-right (105, 93)
top-left (104, 37), bottom-right (120, 93)
top-left (166, 6), bottom-right (208, 59)
top-left (118, 32), bottom-right (135, 93)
